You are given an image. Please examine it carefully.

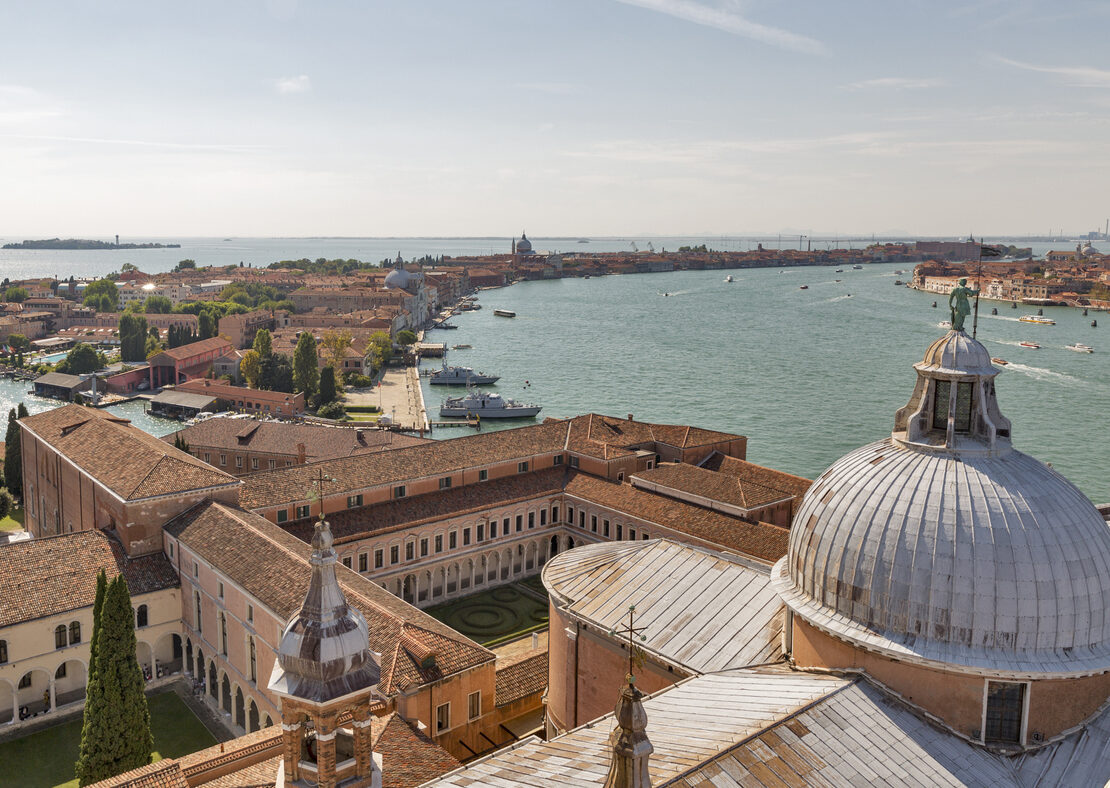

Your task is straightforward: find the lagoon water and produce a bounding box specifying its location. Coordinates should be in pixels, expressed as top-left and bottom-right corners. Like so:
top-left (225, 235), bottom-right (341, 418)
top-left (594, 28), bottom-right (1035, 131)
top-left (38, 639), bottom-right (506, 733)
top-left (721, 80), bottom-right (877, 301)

top-left (0, 238), bottom-right (1104, 502)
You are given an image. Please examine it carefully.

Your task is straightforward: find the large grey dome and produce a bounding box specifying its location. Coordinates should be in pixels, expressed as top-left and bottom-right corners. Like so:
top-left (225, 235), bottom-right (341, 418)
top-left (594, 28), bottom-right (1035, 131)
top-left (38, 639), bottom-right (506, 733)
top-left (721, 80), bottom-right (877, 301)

top-left (771, 331), bottom-right (1110, 677)
top-left (384, 266), bottom-right (411, 289)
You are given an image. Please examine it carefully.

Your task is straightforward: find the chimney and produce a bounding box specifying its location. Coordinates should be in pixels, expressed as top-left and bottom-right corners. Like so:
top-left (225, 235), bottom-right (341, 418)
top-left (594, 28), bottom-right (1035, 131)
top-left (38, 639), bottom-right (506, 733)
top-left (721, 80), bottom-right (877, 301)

top-left (627, 413), bottom-right (634, 422)
top-left (603, 682), bottom-right (653, 788)
top-left (296, 443), bottom-right (306, 465)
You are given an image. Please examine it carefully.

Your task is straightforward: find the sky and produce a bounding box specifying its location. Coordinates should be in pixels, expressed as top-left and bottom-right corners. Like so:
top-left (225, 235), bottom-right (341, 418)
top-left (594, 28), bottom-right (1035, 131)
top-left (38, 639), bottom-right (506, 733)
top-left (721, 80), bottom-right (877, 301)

top-left (1, 0), bottom-right (1108, 238)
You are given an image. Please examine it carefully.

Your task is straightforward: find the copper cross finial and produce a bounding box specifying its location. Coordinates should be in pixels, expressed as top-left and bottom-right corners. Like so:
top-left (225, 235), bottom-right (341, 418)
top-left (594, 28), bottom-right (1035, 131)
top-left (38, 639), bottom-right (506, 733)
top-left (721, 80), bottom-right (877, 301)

top-left (306, 468), bottom-right (337, 520)
top-left (609, 604), bottom-right (647, 688)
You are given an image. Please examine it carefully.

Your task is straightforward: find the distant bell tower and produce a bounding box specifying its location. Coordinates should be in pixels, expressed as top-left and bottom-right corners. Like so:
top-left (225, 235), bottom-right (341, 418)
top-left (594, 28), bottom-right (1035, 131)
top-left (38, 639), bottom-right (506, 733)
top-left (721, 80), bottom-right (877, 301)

top-left (115, 234), bottom-right (119, 247)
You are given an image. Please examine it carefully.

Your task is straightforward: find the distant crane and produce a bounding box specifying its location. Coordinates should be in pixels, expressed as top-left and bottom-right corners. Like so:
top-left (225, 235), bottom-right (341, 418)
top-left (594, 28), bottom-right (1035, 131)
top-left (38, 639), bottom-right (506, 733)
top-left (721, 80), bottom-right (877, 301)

top-left (630, 241), bottom-right (639, 252)
top-left (647, 242), bottom-right (655, 252)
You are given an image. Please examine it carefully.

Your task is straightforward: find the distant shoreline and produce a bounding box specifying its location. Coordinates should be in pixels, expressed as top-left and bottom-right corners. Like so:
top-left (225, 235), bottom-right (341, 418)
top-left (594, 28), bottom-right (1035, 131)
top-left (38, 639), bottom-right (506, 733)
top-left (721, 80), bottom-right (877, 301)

top-left (2, 238), bottom-right (181, 250)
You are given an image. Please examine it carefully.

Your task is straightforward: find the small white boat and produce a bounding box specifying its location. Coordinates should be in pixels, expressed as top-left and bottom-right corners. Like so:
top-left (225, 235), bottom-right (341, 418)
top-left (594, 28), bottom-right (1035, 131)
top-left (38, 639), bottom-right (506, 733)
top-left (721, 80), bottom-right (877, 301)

top-left (1066, 342), bottom-right (1094, 353)
top-left (440, 390), bottom-right (541, 418)
top-left (725, 275), bottom-right (733, 283)
top-left (852, 265), bottom-right (863, 270)
top-left (1020, 341), bottom-right (1040, 349)
top-left (493, 309), bottom-right (516, 318)
top-left (799, 285), bottom-right (808, 290)
top-left (1019, 315), bottom-right (1055, 325)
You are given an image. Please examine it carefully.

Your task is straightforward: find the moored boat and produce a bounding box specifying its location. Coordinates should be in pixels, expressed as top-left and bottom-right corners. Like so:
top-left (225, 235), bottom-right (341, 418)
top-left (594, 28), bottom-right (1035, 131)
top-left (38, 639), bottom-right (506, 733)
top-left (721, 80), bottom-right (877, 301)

top-left (1066, 342), bottom-right (1094, 353)
top-left (429, 363), bottom-right (499, 386)
top-left (493, 309), bottom-right (516, 318)
top-left (440, 390), bottom-right (541, 418)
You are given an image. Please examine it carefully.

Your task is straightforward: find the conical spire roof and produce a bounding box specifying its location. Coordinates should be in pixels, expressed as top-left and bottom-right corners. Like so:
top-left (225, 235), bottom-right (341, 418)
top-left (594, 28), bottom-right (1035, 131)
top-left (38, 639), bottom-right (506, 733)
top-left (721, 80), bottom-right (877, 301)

top-left (268, 517), bottom-right (380, 704)
top-left (603, 679), bottom-right (653, 788)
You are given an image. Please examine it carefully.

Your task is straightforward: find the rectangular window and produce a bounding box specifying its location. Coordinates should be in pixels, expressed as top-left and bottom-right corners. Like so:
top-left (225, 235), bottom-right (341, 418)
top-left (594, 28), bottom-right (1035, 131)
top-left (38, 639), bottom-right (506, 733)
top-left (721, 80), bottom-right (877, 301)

top-left (553, 454), bottom-right (563, 466)
top-left (591, 515), bottom-right (598, 532)
top-left (406, 542), bottom-right (414, 561)
top-left (439, 476), bottom-right (452, 490)
top-left (390, 545), bottom-right (399, 564)
top-left (296, 504), bottom-right (310, 519)
top-left (436, 702), bottom-right (450, 733)
top-left (932, 380), bottom-right (951, 430)
top-left (642, 532), bottom-right (650, 540)
top-left (203, 452), bottom-right (210, 463)
top-left (394, 485), bottom-right (406, 499)
top-left (449, 531), bottom-right (457, 549)
top-left (218, 582), bottom-right (224, 599)
top-left (347, 494), bottom-right (363, 508)
top-left (478, 469), bottom-right (488, 482)
top-left (435, 534), bottom-right (443, 553)
top-left (515, 515), bottom-right (523, 532)
top-left (236, 456), bottom-right (243, 468)
top-left (420, 538), bottom-right (428, 557)
top-left (374, 549), bottom-right (383, 569)
top-left (528, 512), bottom-right (535, 528)
top-left (567, 506), bottom-right (574, 524)
top-left (277, 509), bottom-right (289, 523)
top-left (247, 604), bottom-right (254, 623)
top-left (984, 681), bottom-right (1025, 744)
top-left (468, 691), bottom-right (481, 720)
top-left (954, 381), bottom-right (973, 432)
top-left (629, 528), bottom-right (637, 540)
top-left (552, 506), bottom-right (559, 523)
top-left (569, 455), bottom-right (579, 468)
top-left (616, 524), bottom-right (624, 540)
top-left (0, 640), bottom-right (8, 664)
top-left (251, 458), bottom-right (259, 470)
top-left (463, 528), bottom-right (471, 546)
top-left (502, 517), bottom-right (509, 535)
top-left (220, 454), bottom-right (227, 466)
top-left (169, 542), bottom-right (174, 559)
top-left (342, 556), bottom-right (352, 569)
top-left (604, 520), bottom-right (611, 538)
top-left (617, 471), bottom-right (625, 482)
top-left (518, 461), bottom-right (528, 473)
top-left (490, 520), bottom-right (497, 539)
top-left (359, 553), bottom-right (368, 572)
top-left (269, 459), bottom-right (276, 469)
top-left (194, 563), bottom-right (199, 578)
top-left (540, 509), bottom-right (547, 526)
top-left (579, 511), bottom-right (585, 529)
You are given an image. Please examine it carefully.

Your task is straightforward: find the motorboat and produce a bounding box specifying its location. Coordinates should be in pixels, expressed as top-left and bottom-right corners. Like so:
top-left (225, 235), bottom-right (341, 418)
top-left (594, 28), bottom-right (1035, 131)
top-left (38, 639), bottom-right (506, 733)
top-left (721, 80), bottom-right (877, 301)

top-left (725, 275), bottom-right (733, 283)
top-left (852, 265), bottom-right (863, 270)
top-left (895, 269), bottom-right (906, 275)
top-left (429, 363), bottom-right (499, 386)
top-left (1066, 343), bottom-right (1094, 353)
top-left (894, 280), bottom-right (904, 286)
top-left (440, 390), bottom-right (541, 418)
top-left (452, 344), bottom-right (472, 350)
top-left (799, 285), bottom-right (808, 290)
top-left (1020, 341), bottom-right (1040, 349)
top-left (835, 269), bottom-right (843, 273)
top-left (1019, 315), bottom-right (1055, 325)
top-left (991, 357), bottom-right (1008, 366)
top-left (493, 309), bottom-right (516, 318)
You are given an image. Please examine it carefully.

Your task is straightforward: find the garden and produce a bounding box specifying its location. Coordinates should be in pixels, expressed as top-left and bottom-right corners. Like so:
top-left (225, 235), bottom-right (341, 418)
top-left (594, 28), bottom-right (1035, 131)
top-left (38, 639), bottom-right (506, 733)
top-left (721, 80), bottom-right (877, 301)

top-left (425, 579), bottom-right (549, 647)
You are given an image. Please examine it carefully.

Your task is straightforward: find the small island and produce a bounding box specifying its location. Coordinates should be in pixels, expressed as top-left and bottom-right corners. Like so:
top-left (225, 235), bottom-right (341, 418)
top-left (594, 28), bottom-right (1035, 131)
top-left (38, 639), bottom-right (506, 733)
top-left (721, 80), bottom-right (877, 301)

top-left (3, 238), bottom-right (181, 250)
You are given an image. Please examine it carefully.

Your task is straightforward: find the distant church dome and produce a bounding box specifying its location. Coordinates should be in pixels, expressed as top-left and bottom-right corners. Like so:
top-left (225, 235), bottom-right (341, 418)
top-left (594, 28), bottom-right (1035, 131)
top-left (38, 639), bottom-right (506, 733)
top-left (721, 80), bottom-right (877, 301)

top-left (772, 330), bottom-right (1110, 677)
top-left (384, 254), bottom-right (411, 290)
top-left (516, 232), bottom-right (533, 254)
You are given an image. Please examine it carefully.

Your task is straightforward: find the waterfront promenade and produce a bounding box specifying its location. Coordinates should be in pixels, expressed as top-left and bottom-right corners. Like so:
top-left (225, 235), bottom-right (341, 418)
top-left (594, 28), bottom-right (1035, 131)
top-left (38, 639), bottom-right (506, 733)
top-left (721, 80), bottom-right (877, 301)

top-left (347, 366), bottom-right (427, 433)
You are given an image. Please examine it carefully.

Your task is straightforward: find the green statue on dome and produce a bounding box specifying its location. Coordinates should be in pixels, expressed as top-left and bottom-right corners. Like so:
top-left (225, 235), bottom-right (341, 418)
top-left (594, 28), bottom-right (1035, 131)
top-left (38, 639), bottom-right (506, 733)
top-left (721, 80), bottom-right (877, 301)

top-left (948, 277), bottom-right (979, 332)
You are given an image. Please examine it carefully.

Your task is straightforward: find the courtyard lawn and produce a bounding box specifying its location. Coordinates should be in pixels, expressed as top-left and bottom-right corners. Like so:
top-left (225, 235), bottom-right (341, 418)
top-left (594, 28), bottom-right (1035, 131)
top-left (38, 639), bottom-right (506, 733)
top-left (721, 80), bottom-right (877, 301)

top-left (0, 690), bottom-right (217, 788)
top-left (426, 580), bottom-right (549, 647)
top-left (0, 506), bottom-right (24, 532)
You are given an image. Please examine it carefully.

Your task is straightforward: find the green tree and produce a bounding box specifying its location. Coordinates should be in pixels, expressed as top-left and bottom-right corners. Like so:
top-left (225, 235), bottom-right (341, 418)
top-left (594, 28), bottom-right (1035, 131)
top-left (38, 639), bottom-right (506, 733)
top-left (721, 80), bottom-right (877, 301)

top-left (317, 401), bottom-right (346, 420)
top-left (259, 352), bottom-right (293, 393)
top-left (83, 280), bottom-right (119, 312)
top-left (396, 329), bottom-right (417, 346)
top-left (55, 343), bottom-right (101, 375)
top-left (252, 328), bottom-right (272, 359)
top-left (368, 331), bottom-right (393, 372)
top-left (173, 259), bottom-right (196, 271)
top-left (319, 329), bottom-right (353, 369)
top-left (4, 286), bottom-right (27, 302)
top-left (317, 365), bottom-right (337, 407)
top-left (143, 295), bottom-right (172, 314)
top-left (7, 333), bottom-right (29, 352)
top-left (4, 409), bottom-right (22, 499)
top-left (293, 332), bottom-right (319, 398)
top-left (75, 575), bottom-right (153, 785)
top-left (118, 313), bottom-right (149, 362)
top-left (0, 488), bottom-right (12, 520)
top-left (240, 349), bottom-right (262, 388)
top-left (198, 310), bottom-right (217, 339)
top-left (172, 432), bottom-right (189, 453)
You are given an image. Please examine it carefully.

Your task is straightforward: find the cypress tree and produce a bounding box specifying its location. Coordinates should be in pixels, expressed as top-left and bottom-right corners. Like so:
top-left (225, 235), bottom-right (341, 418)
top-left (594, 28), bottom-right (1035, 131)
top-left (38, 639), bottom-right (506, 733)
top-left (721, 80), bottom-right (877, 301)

top-left (74, 575), bottom-right (153, 785)
top-left (317, 365), bottom-right (337, 407)
top-left (293, 331), bottom-right (319, 399)
top-left (75, 570), bottom-right (108, 785)
top-left (3, 408), bottom-right (21, 499)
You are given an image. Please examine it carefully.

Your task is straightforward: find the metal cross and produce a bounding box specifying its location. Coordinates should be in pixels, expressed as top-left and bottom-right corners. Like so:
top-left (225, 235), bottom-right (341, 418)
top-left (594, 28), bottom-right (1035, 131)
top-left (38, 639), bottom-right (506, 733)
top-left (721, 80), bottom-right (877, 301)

top-left (609, 604), bottom-right (648, 687)
top-left (306, 468), bottom-right (337, 520)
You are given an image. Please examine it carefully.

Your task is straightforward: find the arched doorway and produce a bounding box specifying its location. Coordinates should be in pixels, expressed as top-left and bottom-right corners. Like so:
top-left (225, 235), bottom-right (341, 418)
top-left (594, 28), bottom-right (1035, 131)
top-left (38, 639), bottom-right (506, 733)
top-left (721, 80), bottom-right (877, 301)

top-left (155, 633), bottom-right (183, 677)
top-left (136, 641), bottom-right (154, 682)
top-left (185, 639), bottom-right (193, 676)
top-left (248, 699), bottom-right (260, 732)
top-left (567, 537), bottom-right (576, 550)
top-left (17, 668), bottom-right (51, 716)
top-left (208, 662), bottom-right (218, 701)
top-left (54, 659), bottom-right (87, 708)
top-left (234, 686), bottom-right (245, 729)
top-left (0, 679), bottom-right (14, 724)
top-left (221, 674), bottom-right (232, 714)
top-left (402, 575), bottom-right (416, 604)
top-left (549, 535), bottom-right (559, 559)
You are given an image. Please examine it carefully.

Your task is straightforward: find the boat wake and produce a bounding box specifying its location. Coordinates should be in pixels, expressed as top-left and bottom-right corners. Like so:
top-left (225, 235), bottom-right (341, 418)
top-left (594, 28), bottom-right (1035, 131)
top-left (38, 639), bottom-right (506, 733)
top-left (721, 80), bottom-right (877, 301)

top-left (983, 315), bottom-right (1021, 322)
top-left (1002, 363), bottom-right (1081, 384)
top-left (991, 339), bottom-right (1033, 348)
top-left (824, 295), bottom-right (853, 303)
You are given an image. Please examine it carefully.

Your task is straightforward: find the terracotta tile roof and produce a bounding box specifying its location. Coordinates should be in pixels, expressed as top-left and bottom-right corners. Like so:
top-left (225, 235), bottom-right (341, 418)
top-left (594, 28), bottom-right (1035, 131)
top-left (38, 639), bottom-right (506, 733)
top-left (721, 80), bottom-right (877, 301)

top-left (495, 651), bottom-right (548, 707)
top-left (563, 472), bottom-right (789, 563)
top-left (165, 420), bottom-right (429, 463)
top-left (150, 336), bottom-right (233, 362)
top-left (700, 452), bottom-right (813, 501)
top-left (0, 529), bottom-right (179, 627)
top-left (562, 414), bottom-right (744, 460)
top-left (632, 462), bottom-right (798, 510)
top-left (165, 502), bottom-right (495, 695)
top-left (20, 404), bottom-right (240, 501)
top-left (372, 712), bottom-right (461, 788)
top-left (287, 468), bottom-right (567, 545)
top-left (86, 760), bottom-right (188, 788)
top-left (193, 757), bottom-right (278, 788)
top-left (238, 421), bottom-right (571, 510)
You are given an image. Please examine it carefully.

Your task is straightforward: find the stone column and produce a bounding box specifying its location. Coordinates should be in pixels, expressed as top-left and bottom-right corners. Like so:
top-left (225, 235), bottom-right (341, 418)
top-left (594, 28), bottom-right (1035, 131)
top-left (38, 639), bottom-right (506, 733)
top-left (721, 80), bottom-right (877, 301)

top-left (281, 717), bottom-right (302, 782)
top-left (48, 677), bottom-right (56, 712)
top-left (352, 705), bottom-right (375, 777)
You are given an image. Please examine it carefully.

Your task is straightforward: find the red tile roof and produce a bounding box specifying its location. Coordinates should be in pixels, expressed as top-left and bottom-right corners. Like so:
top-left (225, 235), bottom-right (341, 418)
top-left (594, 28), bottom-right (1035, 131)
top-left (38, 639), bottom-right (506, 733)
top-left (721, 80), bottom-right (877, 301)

top-left (150, 336), bottom-right (233, 362)
top-left (86, 760), bottom-right (188, 788)
top-left (495, 651), bottom-right (548, 707)
top-left (373, 712), bottom-right (461, 787)
top-left (20, 405), bottom-right (240, 501)
top-left (633, 461), bottom-right (808, 511)
top-left (0, 529), bottom-right (179, 627)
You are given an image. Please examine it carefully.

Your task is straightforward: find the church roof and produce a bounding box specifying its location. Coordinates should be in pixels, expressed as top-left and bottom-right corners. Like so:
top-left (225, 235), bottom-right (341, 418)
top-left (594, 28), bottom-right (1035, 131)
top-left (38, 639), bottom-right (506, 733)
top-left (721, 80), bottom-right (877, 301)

top-left (20, 404), bottom-right (239, 501)
top-left (543, 539), bottom-right (783, 674)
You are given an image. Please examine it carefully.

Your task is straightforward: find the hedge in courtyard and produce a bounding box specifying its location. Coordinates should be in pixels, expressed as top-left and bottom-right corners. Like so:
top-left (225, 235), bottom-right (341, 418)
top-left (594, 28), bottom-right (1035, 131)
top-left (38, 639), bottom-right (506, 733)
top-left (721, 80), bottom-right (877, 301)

top-left (75, 574), bottom-right (153, 785)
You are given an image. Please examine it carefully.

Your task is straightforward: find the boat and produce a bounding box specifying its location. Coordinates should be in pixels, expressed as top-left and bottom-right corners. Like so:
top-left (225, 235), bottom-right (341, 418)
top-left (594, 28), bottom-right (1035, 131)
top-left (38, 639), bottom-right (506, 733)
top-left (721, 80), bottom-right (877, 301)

top-left (493, 309), bottom-right (516, 318)
top-left (894, 280), bottom-right (904, 286)
top-left (991, 357), bottom-right (1008, 366)
top-left (429, 363), bottom-right (499, 386)
top-left (1020, 341), bottom-right (1040, 349)
top-left (1019, 315), bottom-right (1056, 325)
top-left (799, 285), bottom-right (808, 290)
top-left (440, 390), bottom-right (541, 418)
top-left (452, 344), bottom-right (472, 350)
top-left (725, 275), bottom-right (733, 283)
top-left (895, 269), bottom-right (906, 275)
top-left (836, 269), bottom-right (843, 273)
top-left (1066, 343), bottom-right (1094, 353)
top-left (852, 265), bottom-right (863, 270)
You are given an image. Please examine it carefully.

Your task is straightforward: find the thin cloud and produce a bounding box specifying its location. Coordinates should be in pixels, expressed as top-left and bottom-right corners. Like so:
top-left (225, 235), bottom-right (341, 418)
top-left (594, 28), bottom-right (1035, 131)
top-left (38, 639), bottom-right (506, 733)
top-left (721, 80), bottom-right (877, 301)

top-left (274, 75), bottom-right (312, 94)
top-left (842, 77), bottom-right (943, 91)
top-left (0, 84), bottom-right (64, 125)
top-left (0, 134), bottom-right (264, 153)
top-left (996, 56), bottom-right (1110, 87)
top-left (613, 0), bottom-right (824, 55)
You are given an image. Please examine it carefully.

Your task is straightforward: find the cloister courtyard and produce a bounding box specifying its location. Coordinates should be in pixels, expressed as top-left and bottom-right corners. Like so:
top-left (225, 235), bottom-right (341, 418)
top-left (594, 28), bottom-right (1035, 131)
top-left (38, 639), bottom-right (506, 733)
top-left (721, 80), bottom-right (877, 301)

top-left (426, 577), bottom-right (550, 647)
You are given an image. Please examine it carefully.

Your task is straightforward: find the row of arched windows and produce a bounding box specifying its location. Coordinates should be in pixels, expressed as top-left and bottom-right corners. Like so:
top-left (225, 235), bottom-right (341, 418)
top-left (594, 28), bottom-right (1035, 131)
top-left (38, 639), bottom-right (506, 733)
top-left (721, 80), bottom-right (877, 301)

top-left (54, 621), bottom-right (81, 650)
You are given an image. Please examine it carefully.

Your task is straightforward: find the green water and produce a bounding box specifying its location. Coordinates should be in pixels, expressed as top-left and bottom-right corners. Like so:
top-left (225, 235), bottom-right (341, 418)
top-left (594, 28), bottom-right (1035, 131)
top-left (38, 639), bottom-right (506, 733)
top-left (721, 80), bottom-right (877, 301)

top-left (422, 263), bottom-right (1110, 502)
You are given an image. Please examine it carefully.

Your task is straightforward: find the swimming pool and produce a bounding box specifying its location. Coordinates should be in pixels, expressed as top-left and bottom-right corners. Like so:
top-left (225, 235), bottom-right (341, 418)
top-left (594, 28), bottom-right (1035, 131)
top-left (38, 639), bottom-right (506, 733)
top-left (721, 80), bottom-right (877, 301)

top-left (42, 352), bottom-right (68, 363)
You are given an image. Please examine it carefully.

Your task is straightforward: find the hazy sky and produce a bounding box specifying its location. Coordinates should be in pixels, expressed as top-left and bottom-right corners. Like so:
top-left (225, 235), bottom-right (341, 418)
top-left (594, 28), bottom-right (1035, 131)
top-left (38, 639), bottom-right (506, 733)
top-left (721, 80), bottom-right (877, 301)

top-left (1, 1), bottom-right (1108, 237)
